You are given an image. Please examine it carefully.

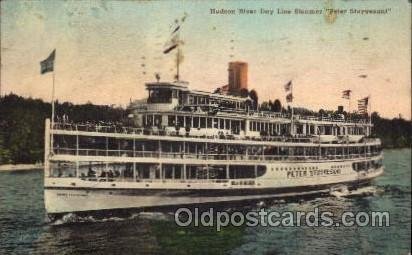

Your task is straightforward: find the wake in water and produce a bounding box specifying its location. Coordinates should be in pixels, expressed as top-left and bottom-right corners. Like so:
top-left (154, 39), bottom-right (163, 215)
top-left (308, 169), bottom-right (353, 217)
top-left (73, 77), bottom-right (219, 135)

top-left (329, 185), bottom-right (383, 198)
top-left (48, 211), bottom-right (173, 226)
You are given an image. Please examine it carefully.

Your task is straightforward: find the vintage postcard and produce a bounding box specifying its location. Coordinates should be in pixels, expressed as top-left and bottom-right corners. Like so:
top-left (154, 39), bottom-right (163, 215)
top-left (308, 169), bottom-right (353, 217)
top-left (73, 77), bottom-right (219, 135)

top-left (0, 0), bottom-right (410, 254)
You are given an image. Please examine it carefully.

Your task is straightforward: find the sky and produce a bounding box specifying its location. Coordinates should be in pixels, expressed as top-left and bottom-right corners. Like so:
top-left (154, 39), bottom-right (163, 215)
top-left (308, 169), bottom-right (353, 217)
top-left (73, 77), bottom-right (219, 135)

top-left (1, 0), bottom-right (411, 119)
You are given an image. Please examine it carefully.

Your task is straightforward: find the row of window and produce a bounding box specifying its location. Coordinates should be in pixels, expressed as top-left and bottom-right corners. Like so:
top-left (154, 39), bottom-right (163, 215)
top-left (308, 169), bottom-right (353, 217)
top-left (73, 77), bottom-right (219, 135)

top-left (51, 162), bottom-right (267, 180)
top-left (274, 166), bottom-right (320, 171)
top-left (54, 135), bottom-right (382, 157)
top-left (147, 88), bottom-right (246, 110)
top-left (142, 114), bottom-right (367, 136)
top-left (166, 115), bottom-right (245, 131)
top-left (250, 121), bottom-right (366, 135)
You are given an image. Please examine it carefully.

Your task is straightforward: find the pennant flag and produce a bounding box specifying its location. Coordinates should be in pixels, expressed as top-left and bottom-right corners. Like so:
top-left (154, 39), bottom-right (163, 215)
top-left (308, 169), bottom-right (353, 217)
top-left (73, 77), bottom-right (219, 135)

top-left (40, 49), bottom-right (55, 74)
top-left (286, 93), bottom-right (293, 103)
top-left (357, 96), bottom-right (369, 114)
top-left (172, 25), bottom-right (180, 34)
top-left (163, 44), bottom-right (178, 54)
top-left (342, 89), bottom-right (351, 99)
top-left (181, 12), bottom-right (188, 23)
top-left (164, 14), bottom-right (187, 54)
top-left (284, 80), bottom-right (292, 92)
top-left (163, 27), bottom-right (180, 54)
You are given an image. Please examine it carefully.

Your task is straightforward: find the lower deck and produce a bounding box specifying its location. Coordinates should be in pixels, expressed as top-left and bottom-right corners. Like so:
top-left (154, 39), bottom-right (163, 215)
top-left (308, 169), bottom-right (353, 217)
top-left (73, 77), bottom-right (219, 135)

top-left (45, 154), bottom-right (383, 190)
top-left (44, 152), bottom-right (384, 215)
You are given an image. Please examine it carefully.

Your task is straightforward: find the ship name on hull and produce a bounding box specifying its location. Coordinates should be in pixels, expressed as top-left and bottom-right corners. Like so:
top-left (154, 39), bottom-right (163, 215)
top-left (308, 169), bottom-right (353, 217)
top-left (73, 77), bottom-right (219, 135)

top-left (287, 169), bottom-right (342, 178)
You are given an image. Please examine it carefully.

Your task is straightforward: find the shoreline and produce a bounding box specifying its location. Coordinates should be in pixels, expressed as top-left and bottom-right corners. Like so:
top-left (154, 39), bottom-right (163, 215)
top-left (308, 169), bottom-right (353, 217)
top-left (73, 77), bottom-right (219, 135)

top-left (0, 164), bottom-right (43, 172)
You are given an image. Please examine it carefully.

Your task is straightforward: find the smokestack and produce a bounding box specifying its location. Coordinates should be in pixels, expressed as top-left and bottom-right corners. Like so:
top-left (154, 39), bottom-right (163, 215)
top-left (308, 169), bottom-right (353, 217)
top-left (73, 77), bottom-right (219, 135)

top-left (228, 61), bottom-right (248, 95)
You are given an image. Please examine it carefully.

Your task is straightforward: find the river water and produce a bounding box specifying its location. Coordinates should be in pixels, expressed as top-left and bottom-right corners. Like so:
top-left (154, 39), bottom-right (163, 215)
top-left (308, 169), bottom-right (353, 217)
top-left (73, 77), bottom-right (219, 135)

top-left (0, 149), bottom-right (410, 254)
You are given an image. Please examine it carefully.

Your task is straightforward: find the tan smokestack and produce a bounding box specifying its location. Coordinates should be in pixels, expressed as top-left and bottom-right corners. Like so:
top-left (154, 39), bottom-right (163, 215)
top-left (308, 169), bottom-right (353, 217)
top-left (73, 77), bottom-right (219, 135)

top-left (228, 61), bottom-right (248, 94)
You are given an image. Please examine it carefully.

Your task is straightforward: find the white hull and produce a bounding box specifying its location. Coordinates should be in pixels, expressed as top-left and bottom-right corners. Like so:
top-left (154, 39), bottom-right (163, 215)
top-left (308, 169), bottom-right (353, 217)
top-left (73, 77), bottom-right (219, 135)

top-left (44, 189), bottom-right (327, 214)
top-left (44, 164), bottom-right (383, 215)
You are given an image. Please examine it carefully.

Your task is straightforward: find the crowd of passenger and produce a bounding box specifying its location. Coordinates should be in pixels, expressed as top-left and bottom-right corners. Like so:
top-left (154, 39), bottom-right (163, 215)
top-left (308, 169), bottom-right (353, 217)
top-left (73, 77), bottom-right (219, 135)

top-left (83, 166), bottom-right (134, 181)
top-left (54, 120), bottom-right (316, 142)
top-left (52, 115), bottom-right (366, 145)
top-left (54, 116), bottom-right (131, 134)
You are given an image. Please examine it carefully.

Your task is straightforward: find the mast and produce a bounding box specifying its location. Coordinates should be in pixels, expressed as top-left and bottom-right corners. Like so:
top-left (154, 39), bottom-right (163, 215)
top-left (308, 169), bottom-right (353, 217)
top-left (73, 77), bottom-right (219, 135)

top-left (51, 69), bottom-right (55, 152)
top-left (368, 96), bottom-right (372, 136)
top-left (176, 31), bottom-right (180, 81)
top-left (163, 15), bottom-right (186, 82)
top-left (290, 84), bottom-right (294, 136)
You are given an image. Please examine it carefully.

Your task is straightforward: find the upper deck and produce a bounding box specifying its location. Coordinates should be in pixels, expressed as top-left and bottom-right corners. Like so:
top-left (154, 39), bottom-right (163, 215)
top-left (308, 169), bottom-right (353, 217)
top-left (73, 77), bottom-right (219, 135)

top-left (129, 81), bottom-right (250, 113)
top-left (126, 81), bottom-right (372, 140)
top-left (45, 117), bottom-right (383, 190)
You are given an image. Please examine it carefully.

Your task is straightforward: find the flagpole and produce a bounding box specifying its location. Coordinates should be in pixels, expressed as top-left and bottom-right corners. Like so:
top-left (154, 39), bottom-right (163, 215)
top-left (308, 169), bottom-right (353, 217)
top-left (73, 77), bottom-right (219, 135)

top-left (176, 47), bottom-right (180, 81)
top-left (368, 96), bottom-right (371, 136)
top-left (176, 30), bottom-right (180, 81)
top-left (50, 69), bottom-right (55, 154)
top-left (291, 84), bottom-right (294, 136)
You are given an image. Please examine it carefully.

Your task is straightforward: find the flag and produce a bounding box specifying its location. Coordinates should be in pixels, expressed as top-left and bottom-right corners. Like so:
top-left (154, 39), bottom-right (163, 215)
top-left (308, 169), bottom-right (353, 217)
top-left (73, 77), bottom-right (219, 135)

top-left (163, 28), bottom-right (179, 54)
top-left (342, 89), bottom-right (351, 99)
top-left (163, 44), bottom-right (178, 54)
top-left (40, 49), bottom-right (55, 74)
top-left (172, 25), bottom-right (180, 34)
top-left (357, 96), bottom-right (369, 114)
top-left (284, 80), bottom-right (292, 92)
top-left (164, 14), bottom-right (186, 54)
top-left (286, 93), bottom-right (293, 103)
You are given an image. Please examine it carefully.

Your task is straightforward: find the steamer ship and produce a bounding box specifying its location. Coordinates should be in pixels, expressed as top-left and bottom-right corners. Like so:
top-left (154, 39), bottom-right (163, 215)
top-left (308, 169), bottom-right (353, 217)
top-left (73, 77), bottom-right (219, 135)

top-left (43, 63), bottom-right (383, 218)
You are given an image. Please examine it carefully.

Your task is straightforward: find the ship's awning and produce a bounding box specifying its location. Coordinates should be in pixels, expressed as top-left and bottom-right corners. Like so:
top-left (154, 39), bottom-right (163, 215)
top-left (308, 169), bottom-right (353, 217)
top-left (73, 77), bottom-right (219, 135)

top-left (145, 81), bottom-right (189, 91)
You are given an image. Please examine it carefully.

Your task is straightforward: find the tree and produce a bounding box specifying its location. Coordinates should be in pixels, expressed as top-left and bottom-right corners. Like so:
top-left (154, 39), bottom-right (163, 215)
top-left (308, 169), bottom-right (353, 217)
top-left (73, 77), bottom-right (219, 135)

top-left (0, 94), bottom-right (126, 164)
top-left (260, 101), bottom-right (270, 111)
top-left (268, 100), bottom-right (273, 111)
top-left (249, 89), bottom-right (258, 110)
top-left (319, 109), bottom-right (326, 116)
top-left (273, 99), bottom-right (282, 112)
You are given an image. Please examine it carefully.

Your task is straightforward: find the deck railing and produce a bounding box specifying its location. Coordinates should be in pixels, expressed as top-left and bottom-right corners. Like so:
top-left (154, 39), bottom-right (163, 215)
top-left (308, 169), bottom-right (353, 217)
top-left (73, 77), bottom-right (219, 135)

top-left (53, 147), bottom-right (382, 162)
top-left (191, 107), bottom-right (370, 124)
top-left (77, 176), bottom-right (233, 184)
top-left (248, 111), bottom-right (369, 124)
top-left (51, 122), bottom-right (373, 144)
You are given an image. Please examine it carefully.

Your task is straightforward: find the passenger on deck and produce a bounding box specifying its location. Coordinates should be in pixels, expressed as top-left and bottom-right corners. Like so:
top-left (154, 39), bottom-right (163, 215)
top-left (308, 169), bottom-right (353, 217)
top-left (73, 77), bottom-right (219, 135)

top-left (100, 171), bottom-right (107, 178)
top-left (87, 167), bottom-right (96, 177)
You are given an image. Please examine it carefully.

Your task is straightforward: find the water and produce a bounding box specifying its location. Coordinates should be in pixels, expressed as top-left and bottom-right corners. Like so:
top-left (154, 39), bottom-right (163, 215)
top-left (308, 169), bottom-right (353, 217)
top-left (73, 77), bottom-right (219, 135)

top-left (0, 149), bottom-right (410, 254)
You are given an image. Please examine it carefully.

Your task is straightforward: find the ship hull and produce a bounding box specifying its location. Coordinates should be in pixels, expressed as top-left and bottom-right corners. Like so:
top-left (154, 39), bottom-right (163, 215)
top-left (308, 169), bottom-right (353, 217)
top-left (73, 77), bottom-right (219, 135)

top-left (44, 167), bottom-right (383, 217)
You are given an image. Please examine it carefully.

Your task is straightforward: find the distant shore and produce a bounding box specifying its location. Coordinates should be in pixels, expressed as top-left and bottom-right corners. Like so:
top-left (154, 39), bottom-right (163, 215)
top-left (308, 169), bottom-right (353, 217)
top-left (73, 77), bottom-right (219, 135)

top-left (0, 164), bottom-right (43, 172)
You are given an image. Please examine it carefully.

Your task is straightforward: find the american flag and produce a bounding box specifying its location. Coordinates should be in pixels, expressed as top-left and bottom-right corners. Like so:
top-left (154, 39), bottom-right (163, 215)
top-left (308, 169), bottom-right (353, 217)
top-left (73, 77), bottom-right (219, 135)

top-left (284, 80), bottom-right (292, 92)
top-left (357, 96), bottom-right (369, 114)
top-left (342, 90), bottom-right (351, 99)
top-left (286, 93), bottom-right (293, 103)
top-left (40, 49), bottom-right (55, 74)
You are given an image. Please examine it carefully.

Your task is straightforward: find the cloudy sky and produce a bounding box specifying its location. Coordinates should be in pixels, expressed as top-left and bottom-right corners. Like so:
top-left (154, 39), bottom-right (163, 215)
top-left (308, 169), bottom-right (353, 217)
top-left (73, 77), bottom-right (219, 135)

top-left (1, 0), bottom-right (410, 119)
